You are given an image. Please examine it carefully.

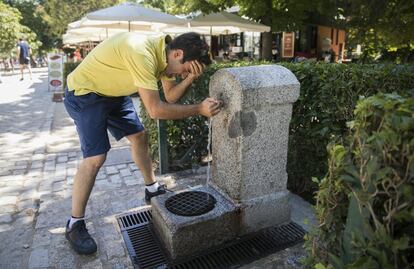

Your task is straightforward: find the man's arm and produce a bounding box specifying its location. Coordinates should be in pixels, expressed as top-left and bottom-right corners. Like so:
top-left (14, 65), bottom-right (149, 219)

top-left (16, 46), bottom-right (20, 59)
top-left (161, 61), bottom-right (205, 103)
top-left (161, 77), bottom-right (192, 103)
top-left (138, 87), bottom-right (221, 120)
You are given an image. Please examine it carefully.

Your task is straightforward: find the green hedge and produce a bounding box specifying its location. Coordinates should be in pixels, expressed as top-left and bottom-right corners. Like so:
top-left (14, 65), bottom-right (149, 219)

top-left (63, 62), bottom-right (81, 89)
top-left (141, 62), bottom-right (414, 199)
top-left (282, 63), bottom-right (414, 200)
top-left (304, 92), bottom-right (414, 268)
top-left (139, 61), bottom-right (266, 170)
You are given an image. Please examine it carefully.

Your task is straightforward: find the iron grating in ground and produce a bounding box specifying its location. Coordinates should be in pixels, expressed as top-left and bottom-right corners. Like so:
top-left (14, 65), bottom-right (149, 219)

top-left (117, 208), bottom-right (306, 269)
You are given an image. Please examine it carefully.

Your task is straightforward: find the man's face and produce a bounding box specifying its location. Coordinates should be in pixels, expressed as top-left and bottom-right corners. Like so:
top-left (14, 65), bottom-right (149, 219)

top-left (165, 49), bottom-right (192, 78)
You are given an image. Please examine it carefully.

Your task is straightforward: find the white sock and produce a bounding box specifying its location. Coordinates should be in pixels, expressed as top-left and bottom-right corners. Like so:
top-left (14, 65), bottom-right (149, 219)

top-left (69, 216), bottom-right (84, 229)
top-left (145, 182), bottom-right (160, 193)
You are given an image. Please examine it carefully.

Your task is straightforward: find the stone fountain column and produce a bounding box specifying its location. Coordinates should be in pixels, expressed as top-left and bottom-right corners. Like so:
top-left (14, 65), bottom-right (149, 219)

top-left (151, 64), bottom-right (300, 259)
top-left (210, 64), bottom-right (300, 234)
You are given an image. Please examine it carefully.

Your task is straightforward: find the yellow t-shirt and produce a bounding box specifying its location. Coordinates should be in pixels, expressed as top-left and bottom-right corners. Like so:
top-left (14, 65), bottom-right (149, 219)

top-left (67, 32), bottom-right (173, 96)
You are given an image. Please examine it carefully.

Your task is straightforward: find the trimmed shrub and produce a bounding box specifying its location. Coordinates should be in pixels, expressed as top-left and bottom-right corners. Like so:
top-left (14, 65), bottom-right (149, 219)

top-left (63, 62), bottom-right (81, 89)
top-left (140, 61), bottom-right (266, 170)
top-left (140, 62), bottom-right (414, 200)
top-left (282, 63), bottom-right (414, 200)
top-left (304, 92), bottom-right (414, 268)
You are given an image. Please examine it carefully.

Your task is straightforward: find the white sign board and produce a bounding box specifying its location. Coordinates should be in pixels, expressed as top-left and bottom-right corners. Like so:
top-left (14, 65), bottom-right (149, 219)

top-left (47, 53), bottom-right (64, 92)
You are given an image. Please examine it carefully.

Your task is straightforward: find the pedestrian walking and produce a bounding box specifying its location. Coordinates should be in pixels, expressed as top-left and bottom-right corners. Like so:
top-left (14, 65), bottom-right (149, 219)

top-left (16, 38), bottom-right (33, 80)
top-left (64, 32), bottom-right (222, 255)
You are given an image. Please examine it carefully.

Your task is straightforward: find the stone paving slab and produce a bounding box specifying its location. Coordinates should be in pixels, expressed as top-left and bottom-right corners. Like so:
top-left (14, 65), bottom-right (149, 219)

top-left (0, 68), bottom-right (51, 269)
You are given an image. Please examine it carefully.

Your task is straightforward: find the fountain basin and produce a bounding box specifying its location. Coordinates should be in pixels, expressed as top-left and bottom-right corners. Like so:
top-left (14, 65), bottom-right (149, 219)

top-left (151, 186), bottom-right (238, 260)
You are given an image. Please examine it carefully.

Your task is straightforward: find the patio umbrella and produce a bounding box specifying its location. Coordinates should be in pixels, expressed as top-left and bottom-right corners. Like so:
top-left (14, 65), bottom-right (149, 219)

top-left (65, 21), bottom-right (158, 43)
top-left (162, 11), bottom-right (270, 35)
top-left (62, 33), bottom-right (102, 44)
top-left (62, 29), bottom-right (156, 44)
top-left (80, 2), bottom-right (186, 32)
top-left (190, 11), bottom-right (270, 34)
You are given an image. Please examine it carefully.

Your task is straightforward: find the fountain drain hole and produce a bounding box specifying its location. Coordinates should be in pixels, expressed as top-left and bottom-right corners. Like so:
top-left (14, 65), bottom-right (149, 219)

top-left (165, 191), bottom-right (216, 216)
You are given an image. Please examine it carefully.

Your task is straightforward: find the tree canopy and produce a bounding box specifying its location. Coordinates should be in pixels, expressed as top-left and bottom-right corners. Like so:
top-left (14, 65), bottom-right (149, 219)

top-left (1, 0), bottom-right (413, 60)
top-left (41, 0), bottom-right (123, 47)
top-left (4, 0), bottom-right (123, 52)
top-left (0, 1), bottom-right (39, 57)
top-left (7, 0), bottom-right (54, 52)
top-left (344, 0), bottom-right (414, 60)
top-left (143, 0), bottom-right (414, 61)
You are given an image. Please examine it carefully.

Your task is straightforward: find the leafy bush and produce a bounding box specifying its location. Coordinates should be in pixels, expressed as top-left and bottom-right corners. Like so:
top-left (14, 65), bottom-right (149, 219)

top-left (63, 62), bottom-right (81, 89)
top-left (140, 61), bottom-right (266, 170)
top-left (304, 92), bottom-right (414, 268)
top-left (140, 62), bottom-right (414, 200)
top-left (281, 63), bottom-right (414, 200)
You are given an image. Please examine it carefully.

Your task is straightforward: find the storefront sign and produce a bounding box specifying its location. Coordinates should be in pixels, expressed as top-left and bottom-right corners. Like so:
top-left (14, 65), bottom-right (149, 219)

top-left (47, 53), bottom-right (64, 92)
top-left (282, 32), bottom-right (295, 58)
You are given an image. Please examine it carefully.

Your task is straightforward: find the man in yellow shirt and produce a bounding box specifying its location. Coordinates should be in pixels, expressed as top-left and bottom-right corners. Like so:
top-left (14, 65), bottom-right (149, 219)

top-left (64, 32), bottom-right (221, 255)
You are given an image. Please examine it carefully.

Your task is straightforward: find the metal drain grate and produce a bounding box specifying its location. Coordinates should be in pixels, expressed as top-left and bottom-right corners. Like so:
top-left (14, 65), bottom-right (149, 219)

top-left (165, 191), bottom-right (216, 216)
top-left (118, 210), bottom-right (152, 230)
top-left (117, 208), bottom-right (306, 269)
top-left (117, 210), bottom-right (168, 269)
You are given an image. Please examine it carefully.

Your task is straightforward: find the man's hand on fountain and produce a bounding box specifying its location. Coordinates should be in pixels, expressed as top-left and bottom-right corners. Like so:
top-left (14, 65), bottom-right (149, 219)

top-left (200, 98), bottom-right (223, 117)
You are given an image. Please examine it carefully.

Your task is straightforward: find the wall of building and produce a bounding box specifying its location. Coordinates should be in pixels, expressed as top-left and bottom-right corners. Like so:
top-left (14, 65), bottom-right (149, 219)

top-left (317, 25), bottom-right (346, 61)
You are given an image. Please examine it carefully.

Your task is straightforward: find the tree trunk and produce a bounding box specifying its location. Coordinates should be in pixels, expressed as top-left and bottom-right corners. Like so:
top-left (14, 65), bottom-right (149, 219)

top-left (260, 11), bottom-right (273, 61)
top-left (261, 31), bottom-right (273, 61)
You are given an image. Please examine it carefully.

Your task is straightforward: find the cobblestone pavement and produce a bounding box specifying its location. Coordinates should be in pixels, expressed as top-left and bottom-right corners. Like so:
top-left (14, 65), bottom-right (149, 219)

top-left (0, 68), bottom-right (314, 269)
top-left (0, 69), bottom-right (209, 268)
top-left (0, 68), bottom-right (55, 268)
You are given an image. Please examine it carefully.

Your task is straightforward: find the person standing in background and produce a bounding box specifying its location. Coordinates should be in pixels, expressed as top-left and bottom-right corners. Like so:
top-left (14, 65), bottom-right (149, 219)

top-left (73, 47), bottom-right (82, 63)
top-left (16, 38), bottom-right (33, 81)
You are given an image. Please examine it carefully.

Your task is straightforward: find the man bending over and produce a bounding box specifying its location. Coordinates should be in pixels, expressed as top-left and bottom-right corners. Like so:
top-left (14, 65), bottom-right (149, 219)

top-left (64, 32), bottom-right (221, 255)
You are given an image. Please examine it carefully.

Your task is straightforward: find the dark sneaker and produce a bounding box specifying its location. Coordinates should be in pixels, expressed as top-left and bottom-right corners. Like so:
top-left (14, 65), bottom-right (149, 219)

top-left (145, 184), bottom-right (167, 202)
top-left (65, 220), bottom-right (97, 255)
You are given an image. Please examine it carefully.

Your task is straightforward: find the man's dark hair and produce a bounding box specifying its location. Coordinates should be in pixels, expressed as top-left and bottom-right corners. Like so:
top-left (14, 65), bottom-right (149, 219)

top-left (167, 32), bottom-right (212, 65)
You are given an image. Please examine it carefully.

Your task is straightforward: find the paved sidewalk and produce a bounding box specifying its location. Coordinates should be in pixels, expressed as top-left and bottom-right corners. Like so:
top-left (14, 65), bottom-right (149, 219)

top-left (0, 68), bottom-right (315, 269)
top-left (0, 68), bottom-right (55, 268)
top-left (0, 69), bottom-right (209, 268)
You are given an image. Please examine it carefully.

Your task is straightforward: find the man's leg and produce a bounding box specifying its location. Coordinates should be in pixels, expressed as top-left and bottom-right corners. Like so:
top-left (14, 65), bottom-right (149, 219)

top-left (63, 90), bottom-right (111, 255)
top-left (27, 63), bottom-right (32, 79)
top-left (108, 96), bottom-right (165, 201)
top-left (71, 154), bottom-right (106, 217)
top-left (126, 131), bottom-right (155, 185)
top-left (64, 154), bottom-right (106, 255)
top-left (126, 131), bottom-right (166, 201)
top-left (19, 64), bottom-right (24, 80)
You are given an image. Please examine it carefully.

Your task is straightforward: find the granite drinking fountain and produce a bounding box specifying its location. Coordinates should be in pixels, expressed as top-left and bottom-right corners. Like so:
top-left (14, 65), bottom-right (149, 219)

top-left (151, 64), bottom-right (300, 261)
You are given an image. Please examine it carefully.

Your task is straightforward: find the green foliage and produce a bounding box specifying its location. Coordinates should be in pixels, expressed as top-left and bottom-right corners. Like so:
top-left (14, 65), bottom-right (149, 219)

top-left (143, 0), bottom-right (316, 60)
top-left (140, 62), bottom-right (414, 200)
top-left (344, 0), bottom-right (414, 60)
top-left (140, 61), bottom-right (266, 170)
top-left (304, 92), bottom-right (414, 268)
top-left (9, 0), bottom-right (54, 53)
top-left (279, 63), bottom-right (414, 200)
top-left (0, 1), bottom-right (38, 57)
top-left (144, 0), bottom-right (414, 62)
top-left (142, 0), bottom-right (225, 15)
top-left (63, 61), bottom-right (81, 89)
top-left (41, 0), bottom-right (123, 47)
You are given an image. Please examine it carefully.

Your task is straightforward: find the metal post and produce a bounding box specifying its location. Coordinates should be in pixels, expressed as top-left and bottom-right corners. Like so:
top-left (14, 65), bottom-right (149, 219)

top-left (157, 119), bottom-right (169, 174)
